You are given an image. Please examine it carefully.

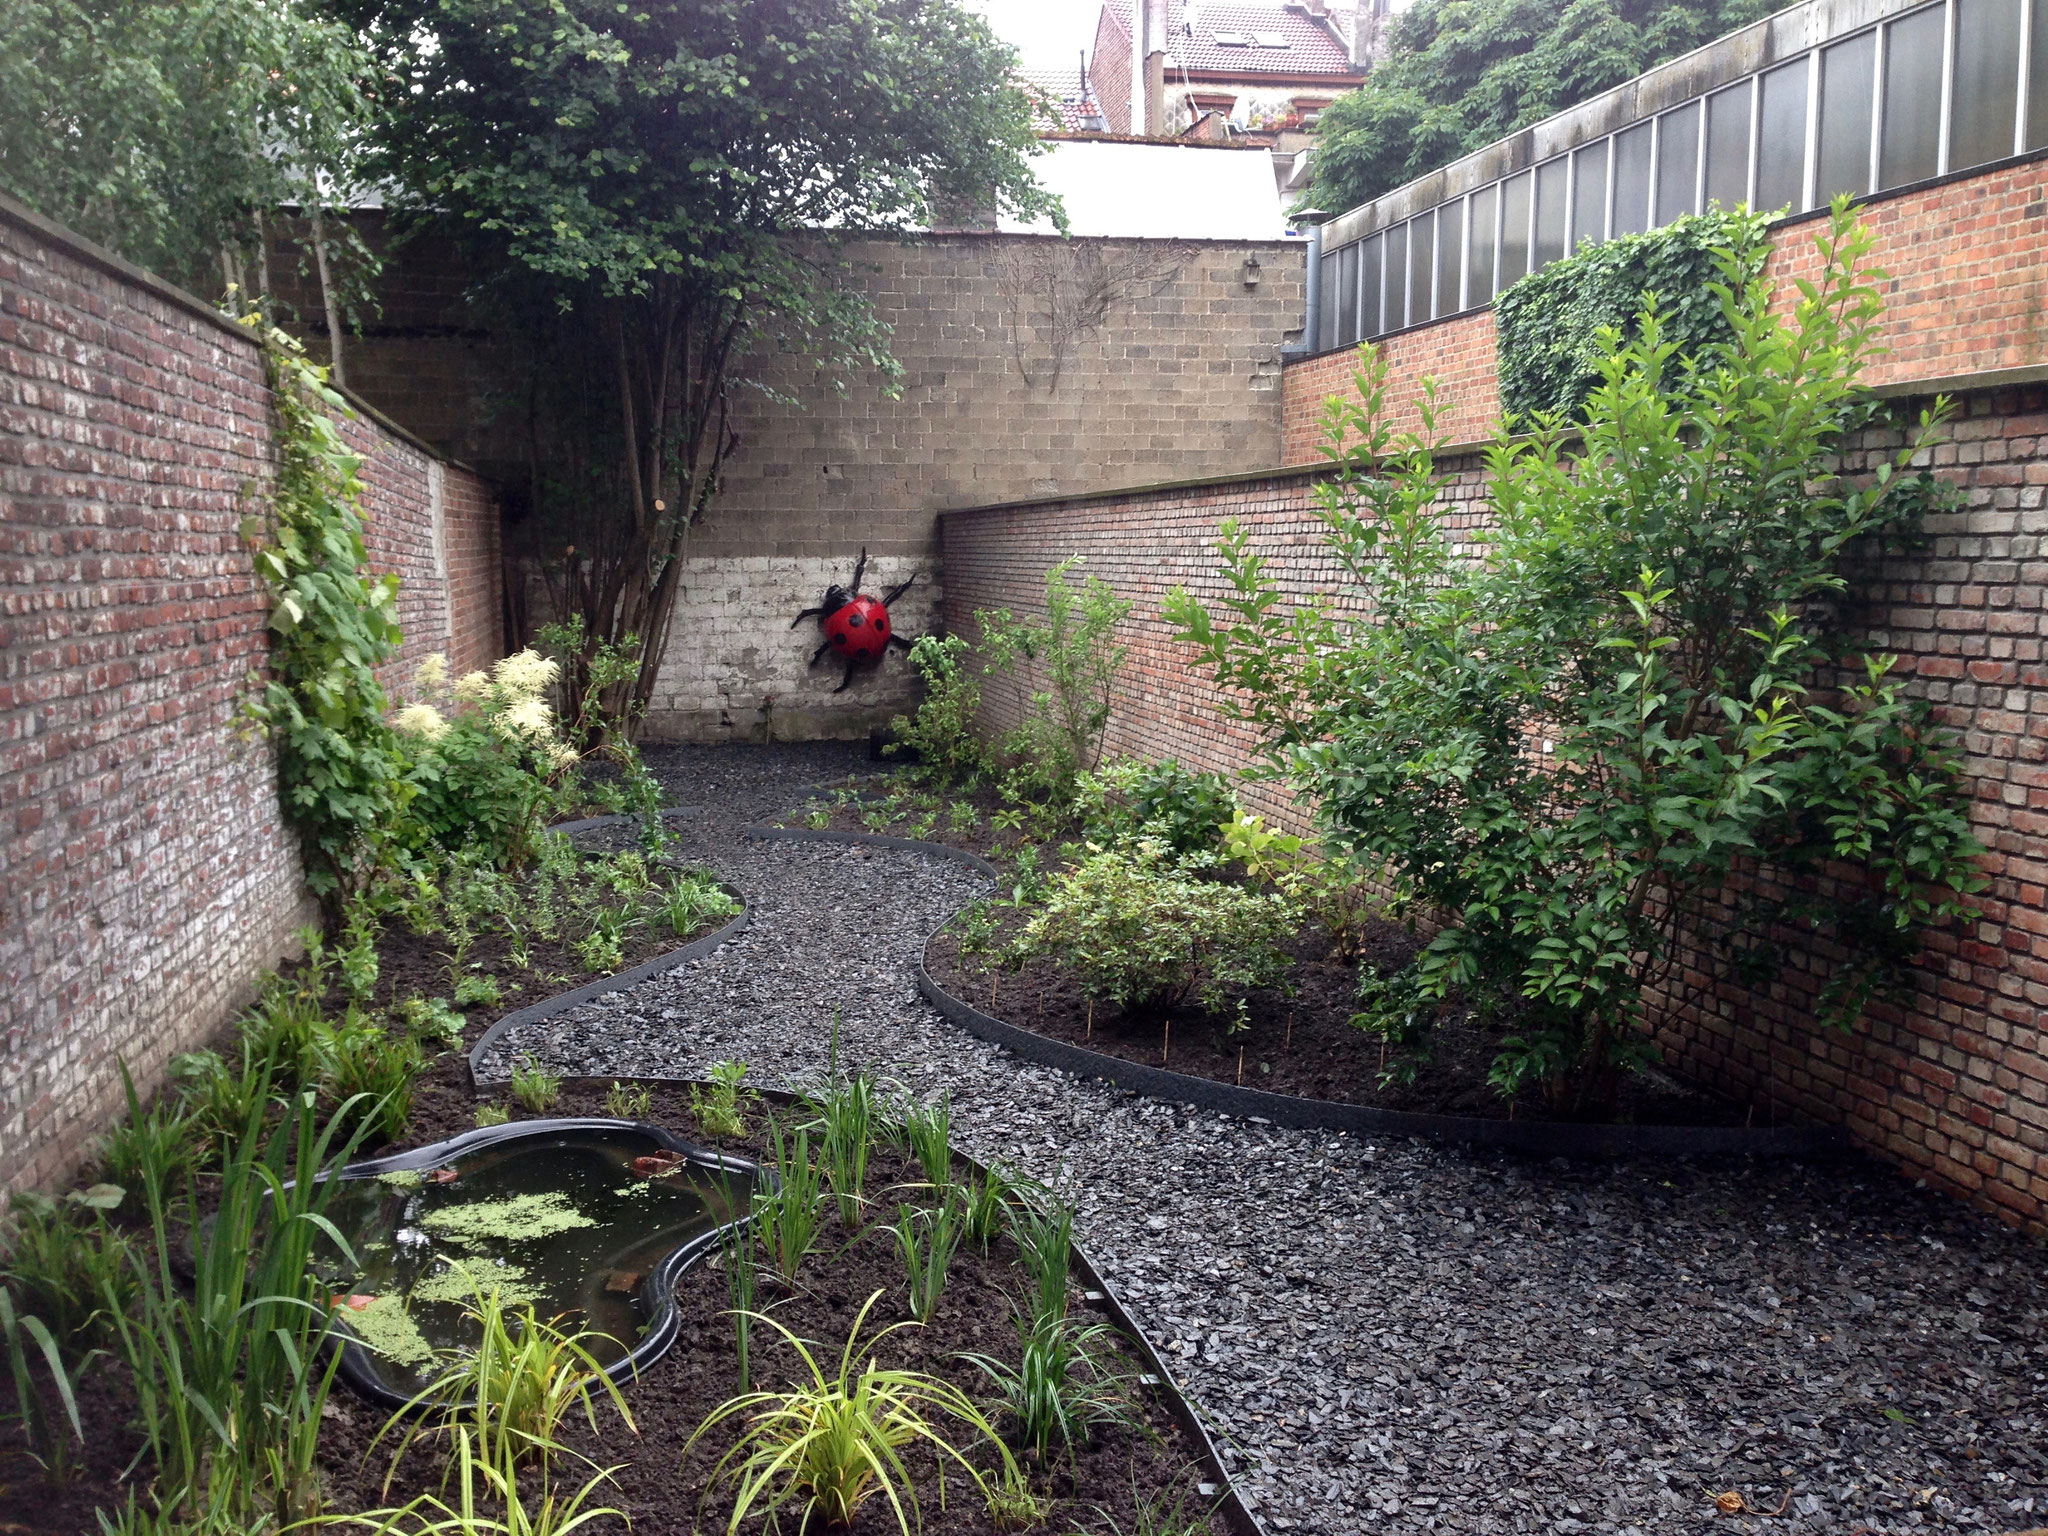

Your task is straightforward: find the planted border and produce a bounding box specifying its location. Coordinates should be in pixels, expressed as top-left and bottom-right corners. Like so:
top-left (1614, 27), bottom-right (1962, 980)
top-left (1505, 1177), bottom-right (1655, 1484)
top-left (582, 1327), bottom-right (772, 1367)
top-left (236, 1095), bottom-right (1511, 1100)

top-left (465, 811), bottom-right (747, 1080)
top-left (752, 821), bottom-right (1847, 1160)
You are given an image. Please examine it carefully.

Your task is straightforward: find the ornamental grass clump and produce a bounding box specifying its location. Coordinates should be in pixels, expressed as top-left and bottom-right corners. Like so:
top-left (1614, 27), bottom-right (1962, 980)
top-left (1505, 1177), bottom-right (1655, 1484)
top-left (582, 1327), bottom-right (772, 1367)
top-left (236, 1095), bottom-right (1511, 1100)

top-left (1167, 202), bottom-right (1986, 1115)
top-left (1017, 840), bottom-right (1295, 1019)
top-left (688, 1291), bottom-right (1019, 1536)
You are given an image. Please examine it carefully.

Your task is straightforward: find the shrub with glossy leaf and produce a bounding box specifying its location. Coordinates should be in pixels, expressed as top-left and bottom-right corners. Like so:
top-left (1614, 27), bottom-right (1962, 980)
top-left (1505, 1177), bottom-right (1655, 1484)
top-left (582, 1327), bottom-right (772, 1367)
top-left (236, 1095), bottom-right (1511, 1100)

top-left (688, 1291), bottom-right (1019, 1536)
top-left (1017, 840), bottom-right (1296, 1018)
top-left (1167, 204), bottom-right (1985, 1113)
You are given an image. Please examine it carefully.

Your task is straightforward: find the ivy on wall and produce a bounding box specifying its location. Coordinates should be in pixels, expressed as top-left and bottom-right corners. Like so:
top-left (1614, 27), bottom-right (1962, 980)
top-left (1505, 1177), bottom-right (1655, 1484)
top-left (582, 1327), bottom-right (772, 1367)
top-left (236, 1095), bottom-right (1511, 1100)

top-left (1495, 208), bottom-right (1767, 423)
top-left (241, 322), bottom-right (408, 898)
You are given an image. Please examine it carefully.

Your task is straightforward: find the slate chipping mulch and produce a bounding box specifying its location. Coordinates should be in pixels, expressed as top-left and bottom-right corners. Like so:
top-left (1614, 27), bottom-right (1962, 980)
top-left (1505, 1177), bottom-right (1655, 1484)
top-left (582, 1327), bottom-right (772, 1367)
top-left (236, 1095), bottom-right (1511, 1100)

top-left (480, 742), bottom-right (2048, 1536)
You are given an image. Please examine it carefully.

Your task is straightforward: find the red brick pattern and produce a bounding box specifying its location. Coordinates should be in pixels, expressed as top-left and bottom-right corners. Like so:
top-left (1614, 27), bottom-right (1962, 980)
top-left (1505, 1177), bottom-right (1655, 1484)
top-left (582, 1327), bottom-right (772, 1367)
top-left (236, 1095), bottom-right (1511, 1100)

top-left (1283, 161), bottom-right (2048, 464)
top-left (942, 389), bottom-right (2048, 1239)
top-left (0, 199), bottom-right (502, 1195)
top-left (1283, 307), bottom-right (1501, 462)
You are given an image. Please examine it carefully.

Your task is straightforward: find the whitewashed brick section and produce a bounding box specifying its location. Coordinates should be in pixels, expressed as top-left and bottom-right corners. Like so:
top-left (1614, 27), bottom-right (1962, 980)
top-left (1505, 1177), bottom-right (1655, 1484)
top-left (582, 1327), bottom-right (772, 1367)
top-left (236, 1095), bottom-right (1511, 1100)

top-left (646, 555), bottom-right (942, 742)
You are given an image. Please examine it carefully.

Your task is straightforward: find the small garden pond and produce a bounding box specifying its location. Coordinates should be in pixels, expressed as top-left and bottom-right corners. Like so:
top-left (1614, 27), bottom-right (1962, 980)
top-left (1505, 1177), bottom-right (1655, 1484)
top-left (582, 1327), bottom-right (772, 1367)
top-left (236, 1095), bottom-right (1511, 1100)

top-left (316, 1121), bottom-right (759, 1401)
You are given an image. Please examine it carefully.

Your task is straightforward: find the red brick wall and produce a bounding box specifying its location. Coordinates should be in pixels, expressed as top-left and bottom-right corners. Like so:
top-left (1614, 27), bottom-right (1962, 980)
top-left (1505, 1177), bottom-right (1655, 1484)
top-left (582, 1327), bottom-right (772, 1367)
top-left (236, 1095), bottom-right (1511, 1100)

top-left (1283, 307), bottom-right (1500, 462)
top-left (0, 195), bottom-right (502, 1195)
top-left (349, 425), bottom-right (505, 691)
top-left (941, 385), bottom-right (2048, 1238)
top-left (1284, 159), bottom-right (2048, 462)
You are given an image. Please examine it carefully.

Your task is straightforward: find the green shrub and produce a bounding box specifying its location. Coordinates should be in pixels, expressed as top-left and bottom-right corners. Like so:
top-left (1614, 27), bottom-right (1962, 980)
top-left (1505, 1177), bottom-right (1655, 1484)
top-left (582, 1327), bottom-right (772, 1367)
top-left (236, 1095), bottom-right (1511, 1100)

top-left (1075, 759), bottom-right (1236, 858)
top-left (885, 634), bottom-right (985, 786)
top-left (977, 558), bottom-right (1129, 805)
top-left (1, 1192), bottom-right (134, 1357)
top-left (1169, 205), bottom-right (1984, 1112)
top-left (392, 650), bottom-right (581, 872)
top-left (1017, 841), bottom-right (1295, 1017)
top-left (1495, 208), bottom-right (1761, 423)
top-left (1220, 810), bottom-right (1383, 964)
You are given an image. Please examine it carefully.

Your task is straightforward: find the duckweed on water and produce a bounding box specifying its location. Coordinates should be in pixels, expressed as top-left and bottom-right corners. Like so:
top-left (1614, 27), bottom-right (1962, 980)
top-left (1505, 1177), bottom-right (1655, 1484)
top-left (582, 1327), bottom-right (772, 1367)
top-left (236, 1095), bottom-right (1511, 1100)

top-left (377, 1169), bottom-right (425, 1191)
top-left (346, 1294), bottom-right (435, 1371)
top-left (412, 1257), bottom-right (540, 1308)
top-left (418, 1191), bottom-right (595, 1246)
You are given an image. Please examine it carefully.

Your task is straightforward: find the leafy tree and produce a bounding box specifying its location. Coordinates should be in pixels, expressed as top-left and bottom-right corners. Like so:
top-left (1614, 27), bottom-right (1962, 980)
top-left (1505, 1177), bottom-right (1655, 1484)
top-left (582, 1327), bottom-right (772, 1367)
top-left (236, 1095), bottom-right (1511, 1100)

top-left (335, 0), bottom-right (1058, 728)
top-left (1306, 0), bottom-right (1781, 214)
top-left (1167, 208), bottom-right (1985, 1113)
top-left (0, 0), bottom-right (374, 303)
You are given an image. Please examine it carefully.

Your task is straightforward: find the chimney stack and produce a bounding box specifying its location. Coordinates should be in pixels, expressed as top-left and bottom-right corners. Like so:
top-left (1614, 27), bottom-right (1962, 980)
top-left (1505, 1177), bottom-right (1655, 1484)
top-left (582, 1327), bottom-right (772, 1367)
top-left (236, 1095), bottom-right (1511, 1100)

top-left (1143, 0), bottom-right (1169, 136)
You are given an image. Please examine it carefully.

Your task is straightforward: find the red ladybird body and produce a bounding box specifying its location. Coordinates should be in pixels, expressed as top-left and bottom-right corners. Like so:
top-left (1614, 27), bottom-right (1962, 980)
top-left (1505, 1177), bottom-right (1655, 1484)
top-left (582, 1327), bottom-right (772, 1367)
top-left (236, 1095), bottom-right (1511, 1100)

top-left (823, 594), bottom-right (891, 663)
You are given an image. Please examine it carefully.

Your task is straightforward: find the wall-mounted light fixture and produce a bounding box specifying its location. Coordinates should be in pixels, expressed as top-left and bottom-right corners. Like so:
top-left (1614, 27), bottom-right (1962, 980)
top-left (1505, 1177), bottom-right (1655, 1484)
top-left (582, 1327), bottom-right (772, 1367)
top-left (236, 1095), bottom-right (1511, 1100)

top-left (1241, 255), bottom-right (1263, 288)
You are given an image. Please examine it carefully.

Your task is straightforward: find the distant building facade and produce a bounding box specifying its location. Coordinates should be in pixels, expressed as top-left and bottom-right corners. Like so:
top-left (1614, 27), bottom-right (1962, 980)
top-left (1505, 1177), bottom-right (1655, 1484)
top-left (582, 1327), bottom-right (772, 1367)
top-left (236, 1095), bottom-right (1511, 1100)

top-left (1086, 1), bottom-right (1386, 193)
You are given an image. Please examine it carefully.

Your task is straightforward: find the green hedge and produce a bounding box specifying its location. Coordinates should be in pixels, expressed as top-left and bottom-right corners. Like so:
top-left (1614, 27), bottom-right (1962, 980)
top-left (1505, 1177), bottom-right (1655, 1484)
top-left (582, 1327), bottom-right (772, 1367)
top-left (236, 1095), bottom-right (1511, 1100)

top-left (1494, 209), bottom-right (1764, 424)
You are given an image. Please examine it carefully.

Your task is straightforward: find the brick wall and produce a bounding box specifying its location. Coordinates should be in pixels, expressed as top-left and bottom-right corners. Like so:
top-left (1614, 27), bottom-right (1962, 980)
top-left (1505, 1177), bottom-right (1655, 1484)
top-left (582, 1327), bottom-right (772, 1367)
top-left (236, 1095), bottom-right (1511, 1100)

top-left (1284, 156), bottom-right (2048, 461)
top-left (0, 195), bottom-right (501, 1195)
top-left (942, 388), bottom-right (2048, 1235)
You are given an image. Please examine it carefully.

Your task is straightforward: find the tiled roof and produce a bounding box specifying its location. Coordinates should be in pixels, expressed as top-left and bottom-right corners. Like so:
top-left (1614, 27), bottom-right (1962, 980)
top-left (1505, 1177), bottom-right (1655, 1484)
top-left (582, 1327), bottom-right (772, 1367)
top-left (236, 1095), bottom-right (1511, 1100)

top-left (1018, 68), bottom-right (1106, 131)
top-left (1162, 2), bottom-right (1360, 77)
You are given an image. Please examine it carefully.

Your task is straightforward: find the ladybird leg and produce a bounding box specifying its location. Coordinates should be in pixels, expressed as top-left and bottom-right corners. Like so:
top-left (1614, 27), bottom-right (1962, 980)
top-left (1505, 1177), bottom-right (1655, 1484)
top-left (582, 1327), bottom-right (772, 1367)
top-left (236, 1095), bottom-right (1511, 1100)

top-left (834, 659), bottom-right (857, 693)
top-left (887, 632), bottom-right (914, 652)
top-left (848, 548), bottom-right (868, 596)
top-left (809, 640), bottom-right (832, 667)
top-left (880, 569), bottom-right (918, 607)
top-left (789, 604), bottom-right (826, 630)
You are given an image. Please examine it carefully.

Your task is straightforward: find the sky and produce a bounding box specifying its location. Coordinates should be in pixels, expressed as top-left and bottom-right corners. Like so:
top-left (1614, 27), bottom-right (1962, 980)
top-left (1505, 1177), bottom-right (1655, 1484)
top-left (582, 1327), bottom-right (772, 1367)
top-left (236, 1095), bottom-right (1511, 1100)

top-left (965, 0), bottom-right (1108, 74)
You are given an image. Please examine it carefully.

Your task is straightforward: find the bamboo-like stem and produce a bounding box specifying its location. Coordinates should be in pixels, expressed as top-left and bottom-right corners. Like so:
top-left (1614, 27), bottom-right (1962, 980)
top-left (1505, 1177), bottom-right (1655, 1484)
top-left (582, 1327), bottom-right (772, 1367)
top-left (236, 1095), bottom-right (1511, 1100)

top-left (1236, 1047), bottom-right (1244, 1085)
top-left (1085, 1000), bottom-right (1093, 1041)
top-left (1284, 1009), bottom-right (1294, 1052)
top-left (1162, 1017), bottom-right (1170, 1067)
top-left (309, 205), bottom-right (345, 390)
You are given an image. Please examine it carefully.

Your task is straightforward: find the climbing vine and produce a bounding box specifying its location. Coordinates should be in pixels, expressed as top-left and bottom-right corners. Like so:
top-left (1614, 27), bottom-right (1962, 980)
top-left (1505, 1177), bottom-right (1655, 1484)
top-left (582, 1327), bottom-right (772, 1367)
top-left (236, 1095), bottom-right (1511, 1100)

top-left (1495, 208), bottom-right (1765, 423)
top-left (241, 321), bottom-right (408, 898)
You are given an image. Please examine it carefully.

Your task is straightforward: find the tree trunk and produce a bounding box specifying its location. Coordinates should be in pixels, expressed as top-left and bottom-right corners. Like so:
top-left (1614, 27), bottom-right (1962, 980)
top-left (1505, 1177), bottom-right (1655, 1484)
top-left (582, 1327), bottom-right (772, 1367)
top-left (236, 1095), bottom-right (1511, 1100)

top-left (310, 205), bottom-right (346, 390)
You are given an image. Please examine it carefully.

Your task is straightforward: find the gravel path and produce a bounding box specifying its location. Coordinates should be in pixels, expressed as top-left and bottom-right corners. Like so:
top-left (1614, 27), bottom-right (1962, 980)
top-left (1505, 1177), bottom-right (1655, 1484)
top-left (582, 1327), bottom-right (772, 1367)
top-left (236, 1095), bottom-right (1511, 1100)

top-left (486, 744), bottom-right (2048, 1536)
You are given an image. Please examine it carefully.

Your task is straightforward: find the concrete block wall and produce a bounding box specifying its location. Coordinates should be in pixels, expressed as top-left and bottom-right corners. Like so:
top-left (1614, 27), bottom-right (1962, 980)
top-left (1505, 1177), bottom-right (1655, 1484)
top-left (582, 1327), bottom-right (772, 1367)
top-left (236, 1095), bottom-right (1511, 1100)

top-left (278, 224), bottom-right (1305, 743)
top-left (0, 195), bottom-right (501, 1195)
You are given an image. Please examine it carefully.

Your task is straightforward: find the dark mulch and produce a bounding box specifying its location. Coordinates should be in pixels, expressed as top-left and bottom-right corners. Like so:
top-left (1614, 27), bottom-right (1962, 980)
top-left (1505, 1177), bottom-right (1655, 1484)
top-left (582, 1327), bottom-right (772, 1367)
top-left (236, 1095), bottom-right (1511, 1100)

top-left (316, 1080), bottom-right (1227, 1536)
top-left (792, 776), bottom-right (1754, 1128)
top-left (1, 1080), bottom-right (1224, 1536)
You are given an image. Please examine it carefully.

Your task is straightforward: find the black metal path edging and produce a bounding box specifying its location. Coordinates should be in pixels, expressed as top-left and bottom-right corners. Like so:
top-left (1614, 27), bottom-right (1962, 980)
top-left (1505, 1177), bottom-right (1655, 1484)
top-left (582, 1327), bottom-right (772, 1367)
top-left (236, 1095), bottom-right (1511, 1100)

top-left (746, 819), bottom-right (1845, 1160)
top-left (918, 928), bottom-right (1848, 1160)
top-left (465, 882), bottom-right (749, 1082)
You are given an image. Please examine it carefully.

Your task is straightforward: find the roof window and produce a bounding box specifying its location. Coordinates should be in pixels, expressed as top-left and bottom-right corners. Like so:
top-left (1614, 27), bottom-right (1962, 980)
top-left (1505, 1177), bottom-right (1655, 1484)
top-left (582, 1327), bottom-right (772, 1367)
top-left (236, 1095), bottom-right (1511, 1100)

top-left (1212, 30), bottom-right (1251, 45)
top-left (1253, 30), bottom-right (1289, 47)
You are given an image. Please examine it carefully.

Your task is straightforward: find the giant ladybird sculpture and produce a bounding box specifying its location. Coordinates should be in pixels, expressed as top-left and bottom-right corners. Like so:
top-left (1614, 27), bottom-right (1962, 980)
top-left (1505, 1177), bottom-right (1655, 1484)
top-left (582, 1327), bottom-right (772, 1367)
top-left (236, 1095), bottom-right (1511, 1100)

top-left (788, 547), bottom-right (918, 692)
